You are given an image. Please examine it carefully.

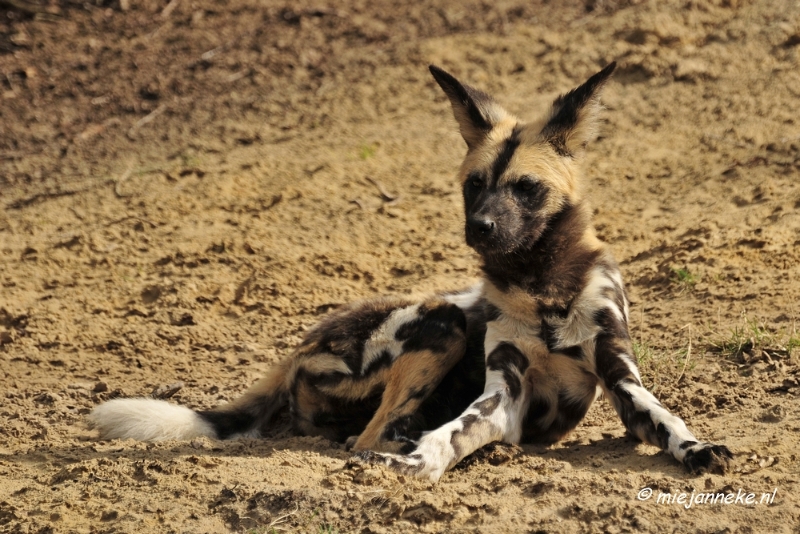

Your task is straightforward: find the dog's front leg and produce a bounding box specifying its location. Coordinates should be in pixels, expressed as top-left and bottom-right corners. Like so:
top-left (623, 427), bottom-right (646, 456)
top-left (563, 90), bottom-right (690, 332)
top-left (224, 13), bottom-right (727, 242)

top-left (594, 308), bottom-right (733, 473)
top-left (350, 343), bottom-right (529, 483)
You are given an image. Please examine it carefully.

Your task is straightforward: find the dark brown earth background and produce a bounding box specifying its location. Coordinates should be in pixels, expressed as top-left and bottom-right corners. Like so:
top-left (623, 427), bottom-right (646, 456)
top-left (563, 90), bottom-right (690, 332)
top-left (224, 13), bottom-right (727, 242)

top-left (2, 0), bottom-right (800, 532)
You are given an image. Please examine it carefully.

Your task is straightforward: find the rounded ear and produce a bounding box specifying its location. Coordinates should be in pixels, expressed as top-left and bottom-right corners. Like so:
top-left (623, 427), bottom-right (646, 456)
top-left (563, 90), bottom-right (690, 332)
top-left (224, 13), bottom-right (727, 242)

top-left (540, 62), bottom-right (616, 157)
top-left (429, 65), bottom-right (511, 150)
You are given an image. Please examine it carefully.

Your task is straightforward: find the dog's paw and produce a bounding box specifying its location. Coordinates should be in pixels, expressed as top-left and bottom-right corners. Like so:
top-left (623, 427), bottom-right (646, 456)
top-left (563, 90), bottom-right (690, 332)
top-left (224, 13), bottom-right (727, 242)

top-left (346, 450), bottom-right (441, 482)
top-left (344, 435), bottom-right (359, 451)
top-left (683, 442), bottom-right (733, 474)
top-left (345, 435), bottom-right (416, 454)
top-left (346, 450), bottom-right (418, 472)
top-left (346, 449), bottom-right (387, 466)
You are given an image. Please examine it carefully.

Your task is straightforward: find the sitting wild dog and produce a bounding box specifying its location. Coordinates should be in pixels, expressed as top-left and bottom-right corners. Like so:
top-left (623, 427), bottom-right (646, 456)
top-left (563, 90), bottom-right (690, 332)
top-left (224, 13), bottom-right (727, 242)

top-left (89, 63), bottom-right (733, 482)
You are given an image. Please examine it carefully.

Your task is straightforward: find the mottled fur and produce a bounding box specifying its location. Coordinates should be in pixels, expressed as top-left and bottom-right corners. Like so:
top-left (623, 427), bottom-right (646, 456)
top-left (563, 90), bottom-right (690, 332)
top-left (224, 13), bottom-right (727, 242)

top-left (89, 63), bottom-right (732, 482)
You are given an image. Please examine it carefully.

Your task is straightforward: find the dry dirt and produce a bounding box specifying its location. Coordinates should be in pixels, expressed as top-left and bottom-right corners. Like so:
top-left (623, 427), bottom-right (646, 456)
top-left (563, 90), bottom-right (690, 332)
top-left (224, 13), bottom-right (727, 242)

top-left (2, 0), bottom-right (800, 532)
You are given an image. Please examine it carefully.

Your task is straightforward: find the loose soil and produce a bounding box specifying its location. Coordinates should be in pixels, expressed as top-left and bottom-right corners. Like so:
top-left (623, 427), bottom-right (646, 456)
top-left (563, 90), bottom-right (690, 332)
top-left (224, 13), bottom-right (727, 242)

top-left (1, 0), bottom-right (799, 532)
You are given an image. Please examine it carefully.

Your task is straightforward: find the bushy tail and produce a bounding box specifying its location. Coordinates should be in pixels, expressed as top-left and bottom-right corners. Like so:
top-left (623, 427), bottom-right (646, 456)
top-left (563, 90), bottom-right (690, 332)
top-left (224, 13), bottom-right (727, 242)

top-left (88, 362), bottom-right (291, 441)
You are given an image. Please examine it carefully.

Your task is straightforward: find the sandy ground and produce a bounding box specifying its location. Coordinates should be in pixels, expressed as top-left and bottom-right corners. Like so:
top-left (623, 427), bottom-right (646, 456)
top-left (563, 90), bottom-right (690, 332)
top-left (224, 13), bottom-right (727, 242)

top-left (2, 0), bottom-right (800, 532)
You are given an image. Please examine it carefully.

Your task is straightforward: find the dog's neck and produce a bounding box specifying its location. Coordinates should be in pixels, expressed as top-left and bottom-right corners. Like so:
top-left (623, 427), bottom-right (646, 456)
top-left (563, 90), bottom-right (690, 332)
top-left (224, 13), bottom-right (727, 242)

top-left (479, 200), bottom-right (603, 318)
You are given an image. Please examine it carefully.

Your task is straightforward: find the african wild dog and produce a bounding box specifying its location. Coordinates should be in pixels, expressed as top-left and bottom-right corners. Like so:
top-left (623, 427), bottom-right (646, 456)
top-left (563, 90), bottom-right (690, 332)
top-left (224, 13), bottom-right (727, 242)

top-left (89, 63), bottom-right (733, 482)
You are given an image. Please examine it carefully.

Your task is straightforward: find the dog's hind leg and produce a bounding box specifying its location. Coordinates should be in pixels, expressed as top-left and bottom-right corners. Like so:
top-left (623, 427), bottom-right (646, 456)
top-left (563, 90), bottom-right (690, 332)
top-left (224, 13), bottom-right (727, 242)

top-left (347, 336), bottom-right (467, 453)
top-left (350, 341), bottom-right (532, 482)
top-left (297, 296), bottom-right (469, 453)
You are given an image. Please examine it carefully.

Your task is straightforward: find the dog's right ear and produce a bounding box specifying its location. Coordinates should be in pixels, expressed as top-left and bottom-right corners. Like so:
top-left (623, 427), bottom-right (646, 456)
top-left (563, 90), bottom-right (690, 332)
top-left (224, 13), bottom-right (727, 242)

top-left (539, 62), bottom-right (616, 158)
top-left (429, 65), bottom-right (509, 150)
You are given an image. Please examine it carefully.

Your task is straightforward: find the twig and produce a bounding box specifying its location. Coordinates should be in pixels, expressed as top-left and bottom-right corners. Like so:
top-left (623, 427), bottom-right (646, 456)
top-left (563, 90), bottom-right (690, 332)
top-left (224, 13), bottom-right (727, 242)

top-left (225, 69), bottom-right (248, 83)
top-left (201, 46), bottom-right (224, 61)
top-left (676, 325), bottom-right (692, 384)
top-left (270, 449), bottom-right (315, 472)
top-left (127, 104), bottom-right (167, 139)
top-left (7, 190), bottom-right (79, 210)
top-left (187, 43), bottom-right (229, 69)
top-left (349, 198), bottom-right (365, 210)
top-left (160, 0), bottom-right (179, 18)
top-left (384, 195), bottom-right (402, 207)
top-left (77, 118), bottom-right (121, 142)
top-left (268, 502), bottom-right (299, 529)
top-left (365, 176), bottom-right (397, 201)
top-left (68, 207), bottom-right (85, 221)
top-left (151, 382), bottom-right (183, 399)
top-left (0, 0), bottom-right (58, 15)
top-left (146, 22), bottom-right (169, 40)
top-left (0, 151), bottom-right (23, 161)
top-left (7, 177), bottom-right (117, 210)
top-left (185, 31), bottom-right (257, 68)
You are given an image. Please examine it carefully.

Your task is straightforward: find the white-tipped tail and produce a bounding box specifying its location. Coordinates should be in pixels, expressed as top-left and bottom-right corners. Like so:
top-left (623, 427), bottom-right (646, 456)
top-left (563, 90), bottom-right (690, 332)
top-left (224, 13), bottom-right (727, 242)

top-left (88, 398), bottom-right (216, 441)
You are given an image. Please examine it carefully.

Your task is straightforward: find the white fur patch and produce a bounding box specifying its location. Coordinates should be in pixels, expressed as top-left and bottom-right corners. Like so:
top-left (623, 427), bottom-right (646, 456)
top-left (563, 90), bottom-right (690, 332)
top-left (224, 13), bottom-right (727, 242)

top-left (483, 316), bottom-right (540, 358)
top-left (548, 267), bottom-right (620, 349)
top-left (88, 398), bottom-right (216, 441)
top-left (620, 352), bottom-right (642, 384)
top-left (360, 304), bottom-right (421, 374)
top-left (607, 268), bottom-right (630, 323)
top-left (622, 382), bottom-right (697, 461)
top-left (443, 282), bottom-right (484, 310)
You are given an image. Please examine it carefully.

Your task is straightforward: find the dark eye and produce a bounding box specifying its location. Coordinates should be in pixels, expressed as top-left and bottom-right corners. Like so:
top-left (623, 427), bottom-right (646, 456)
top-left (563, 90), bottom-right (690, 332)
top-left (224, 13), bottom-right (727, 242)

top-left (468, 174), bottom-right (483, 188)
top-left (515, 179), bottom-right (535, 192)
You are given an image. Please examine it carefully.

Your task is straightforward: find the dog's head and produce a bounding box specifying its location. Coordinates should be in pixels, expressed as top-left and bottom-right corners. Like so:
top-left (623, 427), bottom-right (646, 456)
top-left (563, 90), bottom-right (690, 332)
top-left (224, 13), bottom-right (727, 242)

top-left (429, 63), bottom-right (615, 259)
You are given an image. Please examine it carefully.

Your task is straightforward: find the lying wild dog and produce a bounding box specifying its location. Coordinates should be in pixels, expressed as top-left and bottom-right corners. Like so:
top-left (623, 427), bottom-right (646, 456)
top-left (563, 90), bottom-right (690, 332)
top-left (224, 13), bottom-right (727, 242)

top-left (90, 63), bottom-right (732, 482)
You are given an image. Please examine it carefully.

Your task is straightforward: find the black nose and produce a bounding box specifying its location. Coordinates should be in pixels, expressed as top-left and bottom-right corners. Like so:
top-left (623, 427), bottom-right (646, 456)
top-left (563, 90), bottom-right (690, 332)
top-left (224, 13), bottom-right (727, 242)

top-left (467, 217), bottom-right (495, 236)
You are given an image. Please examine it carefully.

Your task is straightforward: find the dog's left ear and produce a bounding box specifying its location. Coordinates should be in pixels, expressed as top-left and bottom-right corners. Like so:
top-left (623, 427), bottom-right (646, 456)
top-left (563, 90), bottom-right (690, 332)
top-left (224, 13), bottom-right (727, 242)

top-left (429, 65), bottom-right (510, 150)
top-left (540, 62), bottom-right (616, 158)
